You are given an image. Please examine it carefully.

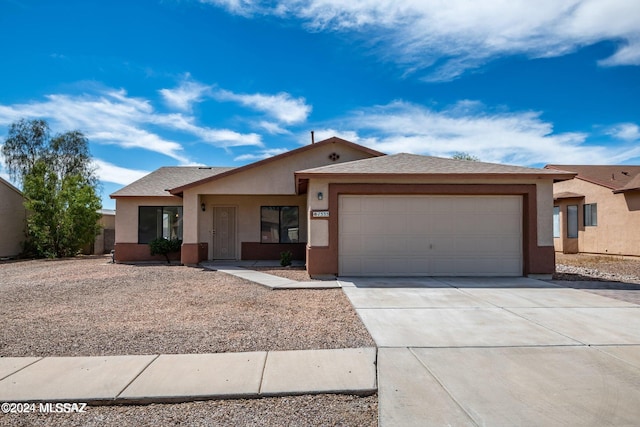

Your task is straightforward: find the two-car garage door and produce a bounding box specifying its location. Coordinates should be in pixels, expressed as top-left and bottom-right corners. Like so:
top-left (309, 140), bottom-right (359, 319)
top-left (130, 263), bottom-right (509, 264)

top-left (339, 195), bottom-right (523, 276)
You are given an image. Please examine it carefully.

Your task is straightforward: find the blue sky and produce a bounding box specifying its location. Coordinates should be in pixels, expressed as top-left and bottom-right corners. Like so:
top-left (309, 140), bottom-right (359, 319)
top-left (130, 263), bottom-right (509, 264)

top-left (1, 0), bottom-right (639, 209)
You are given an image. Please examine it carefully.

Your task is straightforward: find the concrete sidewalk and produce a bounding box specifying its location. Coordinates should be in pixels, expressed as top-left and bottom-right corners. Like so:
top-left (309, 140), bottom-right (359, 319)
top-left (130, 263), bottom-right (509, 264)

top-left (201, 262), bottom-right (341, 289)
top-left (0, 348), bottom-right (376, 404)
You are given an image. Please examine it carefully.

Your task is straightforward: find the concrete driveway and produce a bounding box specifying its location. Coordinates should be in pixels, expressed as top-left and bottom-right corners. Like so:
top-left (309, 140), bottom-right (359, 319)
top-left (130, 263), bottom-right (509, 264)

top-left (340, 277), bottom-right (640, 426)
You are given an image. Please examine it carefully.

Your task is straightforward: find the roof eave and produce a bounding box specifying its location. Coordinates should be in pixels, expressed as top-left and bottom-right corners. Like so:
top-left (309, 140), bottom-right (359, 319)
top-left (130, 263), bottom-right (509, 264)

top-left (294, 172), bottom-right (575, 181)
top-left (613, 187), bottom-right (640, 194)
top-left (0, 177), bottom-right (23, 197)
top-left (109, 192), bottom-right (181, 199)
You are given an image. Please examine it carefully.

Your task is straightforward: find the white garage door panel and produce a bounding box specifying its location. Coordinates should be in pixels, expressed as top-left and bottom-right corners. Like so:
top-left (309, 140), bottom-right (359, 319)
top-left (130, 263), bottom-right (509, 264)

top-left (339, 195), bottom-right (522, 276)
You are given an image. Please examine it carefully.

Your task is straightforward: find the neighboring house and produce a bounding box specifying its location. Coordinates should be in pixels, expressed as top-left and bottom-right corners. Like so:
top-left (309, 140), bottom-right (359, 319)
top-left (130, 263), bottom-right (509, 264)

top-left (0, 176), bottom-right (26, 258)
top-left (545, 165), bottom-right (640, 257)
top-left (83, 209), bottom-right (116, 255)
top-left (111, 137), bottom-right (573, 277)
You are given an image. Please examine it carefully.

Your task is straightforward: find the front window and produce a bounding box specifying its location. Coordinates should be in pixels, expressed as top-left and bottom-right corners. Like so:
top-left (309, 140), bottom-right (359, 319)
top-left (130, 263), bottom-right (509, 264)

top-left (567, 205), bottom-right (578, 238)
top-left (553, 206), bottom-right (560, 238)
top-left (584, 203), bottom-right (597, 226)
top-left (261, 206), bottom-right (299, 243)
top-left (138, 206), bottom-right (183, 244)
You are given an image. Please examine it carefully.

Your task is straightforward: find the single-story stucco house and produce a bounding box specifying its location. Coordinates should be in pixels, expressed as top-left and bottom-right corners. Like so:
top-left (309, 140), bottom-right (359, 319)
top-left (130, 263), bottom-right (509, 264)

top-left (0, 176), bottom-right (27, 258)
top-left (111, 137), bottom-right (574, 277)
top-left (545, 164), bottom-right (640, 257)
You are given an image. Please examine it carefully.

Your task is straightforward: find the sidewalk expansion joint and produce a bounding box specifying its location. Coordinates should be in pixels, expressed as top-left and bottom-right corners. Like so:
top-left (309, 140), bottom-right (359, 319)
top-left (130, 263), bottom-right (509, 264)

top-left (0, 357), bottom-right (44, 382)
top-left (115, 354), bottom-right (160, 399)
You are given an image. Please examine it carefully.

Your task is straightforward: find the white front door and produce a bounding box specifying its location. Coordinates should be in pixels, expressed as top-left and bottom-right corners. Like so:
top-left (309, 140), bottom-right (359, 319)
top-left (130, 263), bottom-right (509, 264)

top-left (213, 206), bottom-right (236, 259)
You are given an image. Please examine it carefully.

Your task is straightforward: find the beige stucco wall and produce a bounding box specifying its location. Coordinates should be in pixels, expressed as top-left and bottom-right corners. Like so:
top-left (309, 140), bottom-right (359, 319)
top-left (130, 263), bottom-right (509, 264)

top-left (187, 143), bottom-right (375, 196)
top-left (114, 196), bottom-right (183, 243)
top-left (306, 177), bottom-right (555, 248)
top-left (553, 178), bottom-right (640, 256)
top-left (0, 180), bottom-right (26, 257)
top-left (180, 142), bottom-right (375, 246)
top-left (199, 194), bottom-right (307, 259)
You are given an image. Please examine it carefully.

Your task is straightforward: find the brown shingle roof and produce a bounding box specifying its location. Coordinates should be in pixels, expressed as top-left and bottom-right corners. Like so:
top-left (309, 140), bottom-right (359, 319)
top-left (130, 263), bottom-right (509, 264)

top-left (110, 167), bottom-right (234, 198)
top-left (614, 173), bottom-right (640, 193)
top-left (297, 153), bottom-right (573, 177)
top-left (545, 165), bottom-right (640, 191)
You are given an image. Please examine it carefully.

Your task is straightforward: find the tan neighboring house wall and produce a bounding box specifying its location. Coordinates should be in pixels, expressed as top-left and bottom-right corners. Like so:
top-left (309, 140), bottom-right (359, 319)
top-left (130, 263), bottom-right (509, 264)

top-left (552, 177), bottom-right (640, 257)
top-left (94, 210), bottom-right (116, 255)
top-left (0, 177), bottom-right (26, 257)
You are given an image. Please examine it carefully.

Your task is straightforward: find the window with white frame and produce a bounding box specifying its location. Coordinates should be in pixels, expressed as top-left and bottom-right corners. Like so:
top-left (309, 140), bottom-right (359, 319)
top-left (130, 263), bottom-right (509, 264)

top-left (553, 206), bottom-right (560, 238)
top-left (584, 203), bottom-right (597, 226)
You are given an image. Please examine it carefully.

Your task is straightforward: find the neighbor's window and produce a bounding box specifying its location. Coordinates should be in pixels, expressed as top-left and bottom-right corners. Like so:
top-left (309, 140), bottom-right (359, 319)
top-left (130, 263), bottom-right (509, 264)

top-left (567, 205), bottom-right (578, 238)
top-left (138, 206), bottom-right (183, 244)
top-left (261, 206), bottom-right (299, 243)
top-left (584, 203), bottom-right (597, 226)
top-left (553, 206), bottom-right (560, 238)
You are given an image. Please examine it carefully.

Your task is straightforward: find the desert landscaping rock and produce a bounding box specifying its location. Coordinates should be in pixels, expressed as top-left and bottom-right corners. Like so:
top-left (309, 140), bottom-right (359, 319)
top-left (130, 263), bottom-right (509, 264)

top-left (0, 256), bottom-right (377, 426)
top-left (554, 253), bottom-right (640, 284)
top-left (0, 256), bottom-right (374, 357)
top-left (0, 394), bottom-right (378, 427)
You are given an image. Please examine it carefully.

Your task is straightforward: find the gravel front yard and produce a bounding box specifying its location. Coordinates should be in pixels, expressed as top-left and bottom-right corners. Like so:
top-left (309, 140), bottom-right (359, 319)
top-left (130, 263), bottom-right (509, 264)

top-left (0, 256), bottom-right (374, 357)
top-left (0, 256), bottom-right (377, 427)
top-left (553, 253), bottom-right (640, 305)
top-left (1, 395), bottom-right (378, 427)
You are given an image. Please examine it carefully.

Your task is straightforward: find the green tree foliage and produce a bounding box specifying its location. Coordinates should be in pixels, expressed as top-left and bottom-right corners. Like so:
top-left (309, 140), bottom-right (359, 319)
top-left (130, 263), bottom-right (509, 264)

top-left (451, 152), bottom-right (480, 161)
top-left (2, 119), bottom-right (101, 258)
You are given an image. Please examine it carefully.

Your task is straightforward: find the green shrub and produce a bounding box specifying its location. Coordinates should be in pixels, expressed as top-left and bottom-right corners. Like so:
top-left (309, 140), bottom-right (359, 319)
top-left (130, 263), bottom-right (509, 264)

top-left (149, 238), bottom-right (181, 264)
top-left (280, 250), bottom-right (293, 267)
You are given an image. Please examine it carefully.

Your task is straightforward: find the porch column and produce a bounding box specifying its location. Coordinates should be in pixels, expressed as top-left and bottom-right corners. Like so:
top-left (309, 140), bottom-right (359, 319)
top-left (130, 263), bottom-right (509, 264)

top-left (306, 179), bottom-right (337, 278)
top-left (181, 190), bottom-right (207, 265)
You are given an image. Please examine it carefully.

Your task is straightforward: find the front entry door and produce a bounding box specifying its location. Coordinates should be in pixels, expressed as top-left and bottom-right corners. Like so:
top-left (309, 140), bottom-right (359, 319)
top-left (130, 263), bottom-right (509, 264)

top-left (213, 206), bottom-right (236, 259)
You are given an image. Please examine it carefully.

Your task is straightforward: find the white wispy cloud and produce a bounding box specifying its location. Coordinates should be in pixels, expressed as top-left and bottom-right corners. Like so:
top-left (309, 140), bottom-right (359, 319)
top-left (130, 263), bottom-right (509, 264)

top-left (159, 76), bottom-right (212, 111)
top-left (214, 89), bottom-right (311, 124)
top-left (0, 88), bottom-right (263, 164)
top-left (258, 121), bottom-right (290, 135)
top-left (92, 159), bottom-right (149, 186)
top-left (202, 0), bottom-right (640, 80)
top-left (320, 100), bottom-right (640, 165)
top-left (607, 123), bottom-right (640, 141)
top-left (233, 147), bottom-right (289, 162)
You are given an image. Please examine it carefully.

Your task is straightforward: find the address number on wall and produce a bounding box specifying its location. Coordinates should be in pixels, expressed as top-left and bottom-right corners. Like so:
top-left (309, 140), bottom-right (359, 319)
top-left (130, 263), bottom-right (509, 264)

top-left (312, 211), bottom-right (330, 218)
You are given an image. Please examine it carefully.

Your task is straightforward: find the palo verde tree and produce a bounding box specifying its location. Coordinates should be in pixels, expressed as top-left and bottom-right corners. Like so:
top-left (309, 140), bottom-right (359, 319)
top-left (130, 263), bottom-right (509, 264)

top-left (2, 118), bottom-right (101, 258)
top-left (451, 152), bottom-right (480, 161)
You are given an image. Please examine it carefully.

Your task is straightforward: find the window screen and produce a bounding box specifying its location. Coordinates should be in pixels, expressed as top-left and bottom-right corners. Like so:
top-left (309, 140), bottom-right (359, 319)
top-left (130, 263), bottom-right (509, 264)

top-left (584, 203), bottom-right (597, 226)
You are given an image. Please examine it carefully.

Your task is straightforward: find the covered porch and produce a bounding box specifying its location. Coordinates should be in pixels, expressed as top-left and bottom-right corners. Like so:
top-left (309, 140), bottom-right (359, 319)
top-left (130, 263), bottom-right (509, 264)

top-left (181, 193), bottom-right (308, 265)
